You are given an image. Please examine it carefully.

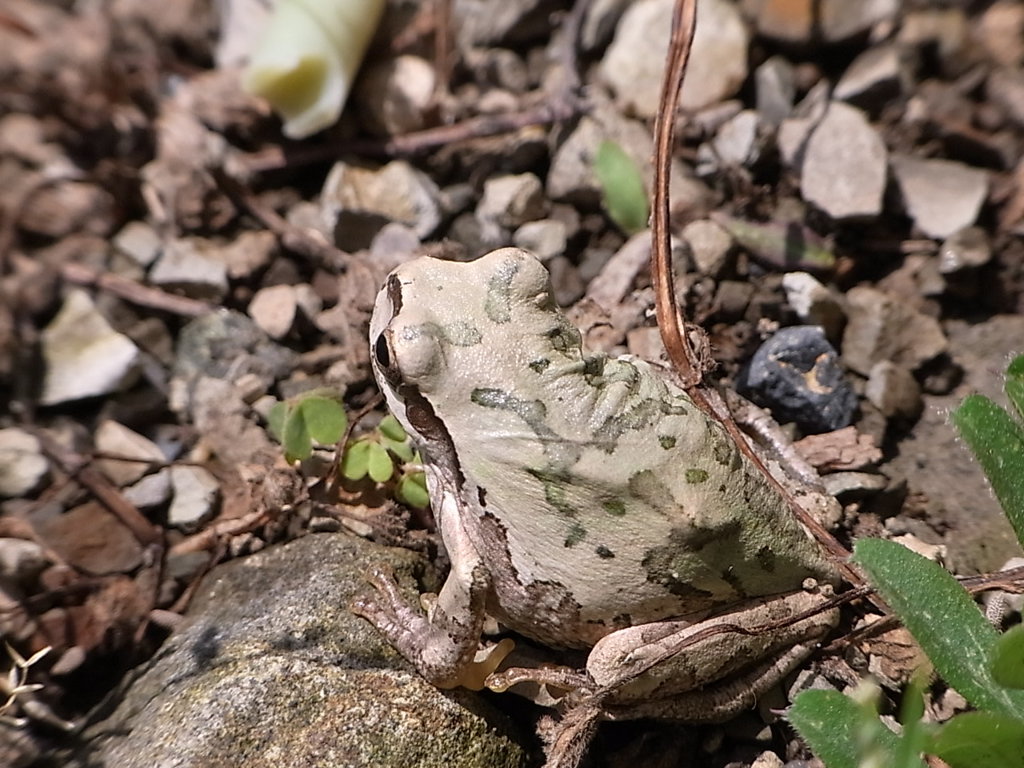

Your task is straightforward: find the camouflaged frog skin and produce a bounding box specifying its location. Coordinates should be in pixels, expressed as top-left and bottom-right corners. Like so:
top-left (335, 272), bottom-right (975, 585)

top-left (361, 247), bottom-right (838, 699)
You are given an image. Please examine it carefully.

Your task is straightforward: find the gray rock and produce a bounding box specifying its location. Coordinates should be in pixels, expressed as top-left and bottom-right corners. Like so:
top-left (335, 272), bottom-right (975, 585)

top-left (842, 286), bottom-right (948, 376)
top-left (801, 102), bottom-right (887, 219)
top-left (781, 272), bottom-right (845, 341)
top-left (321, 160), bottom-right (442, 249)
top-left (865, 361), bottom-right (923, 420)
top-left (938, 227), bottom-right (992, 273)
top-left (987, 66), bottom-right (1024, 128)
top-left (113, 221), bottom-right (162, 267)
top-left (149, 239), bottom-right (229, 300)
top-left (891, 155), bottom-right (989, 239)
top-left (755, 56), bottom-right (796, 126)
top-left (86, 534), bottom-right (526, 768)
top-left (898, 8), bottom-right (969, 65)
top-left (581, 0), bottom-right (631, 50)
top-left (94, 420), bottom-right (166, 487)
top-left (682, 219), bottom-right (733, 277)
top-left (371, 222), bottom-right (422, 266)
top-left (354, 55), bottom-right (436, 136)
top-left (601, 0), bottom-right (748, 117)
top-left (0, 538), bottom-right (47, 582)
top-left (122, 468), bottom-right (172, 510)
top-left (777, 81), bottom-right (830, 169)
top-left (40, 290), bottom-right (140, 405)
top-left (833, 44), bottom-right (907, 106)
top-left (171, 312), bottom-right (293, 466)
top-left (476, 173), bottom-right (546, 237)
top-left (453, 0), bottom-right (557, 45)
top-left (248, 284), bottom-right (298, 340)
top-left (738, 326), bottom-right (857, 434)
top-left (976, 1), bottom-right (1024, 68)
top-left (0, 429), bottom-right (48, 498)
top-left (513, 219), bottom-right (567, 261)
top-left (709, 109), bottom-right (763, 168)
top-left (167, 465), bottom-right (219, 530)
top-left (172, 311), bottom-right (295, 398)
top-left (221, 230), bottom-right (278, 280)
top-left (819, 0), bottom-right (899, 42)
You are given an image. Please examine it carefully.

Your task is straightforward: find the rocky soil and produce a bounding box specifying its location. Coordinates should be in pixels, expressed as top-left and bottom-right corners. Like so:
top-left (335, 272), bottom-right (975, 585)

top-left (1, 0), bottom-right (1023, 766)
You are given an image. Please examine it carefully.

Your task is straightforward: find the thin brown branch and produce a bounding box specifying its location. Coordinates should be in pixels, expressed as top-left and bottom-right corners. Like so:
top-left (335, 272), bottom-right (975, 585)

top-left (239, 99), bottom-right (583, 174)
top-left (649, 0), bottom-right (868, 591)
top-left (651, 0), bottom-right (700, 388)
top-left (61, 262), bottom-right (214, 318)
top-left (559, 0), bottom-right (593, 95)
top-left (32, 429), bottom-right (162, 547)
top-left (432, 0), bottom-right (454, 107)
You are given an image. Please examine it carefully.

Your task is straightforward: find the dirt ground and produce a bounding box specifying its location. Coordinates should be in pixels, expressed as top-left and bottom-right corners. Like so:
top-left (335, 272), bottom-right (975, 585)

top-left (1, 0), bottom-right (1023, 766)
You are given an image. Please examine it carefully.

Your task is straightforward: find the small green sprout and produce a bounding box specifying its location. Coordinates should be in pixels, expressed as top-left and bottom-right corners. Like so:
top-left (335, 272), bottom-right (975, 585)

top-left (594, 139), bottom-right (649, 234)
top-left (267, 389), bottom-right (348, 464)
top-left (340, 414), bottom-right (429, 509)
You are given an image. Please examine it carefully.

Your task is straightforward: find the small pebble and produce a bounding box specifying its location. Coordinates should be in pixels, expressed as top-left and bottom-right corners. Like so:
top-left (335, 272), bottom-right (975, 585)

top-left (890, 155), bottom-right (989, 239)
top-left (41, 290), bottom-right (139, 406)
top-left (738, 326), bottom-right (857, 434)
top-left (0, 428), bottom-right (49, 498)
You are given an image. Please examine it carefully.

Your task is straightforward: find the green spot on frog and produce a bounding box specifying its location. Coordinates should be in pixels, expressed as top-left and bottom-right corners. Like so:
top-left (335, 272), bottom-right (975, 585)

top-left (712, 437), bottom-right (741, 469)
top-left (627, 470), bottom-right (675, 516)
top-left (595, 545), bottom-right (615, 559)
top-left (402, 321), bottom-right (482, 346)
top-left (685, 468), bottom-right (708, 484)
top-left (564, 522), bottom-right (587, 548)
top-left (595, 396), bottom-right (690, 453)
top-left (526, 467), bottom-right (579, 519)
top-left (484, 258), bottom-right (520, 323)
top-left (602, 499), bottom-right (626, 517)
top-left (659, 435), bottom-right (677, 450)
top-left (473, 388), bottom-right (580, 466)
top-left (546, 318), bottom-right (582, 353)
top-left (529, 358), bottom-right (551, 373)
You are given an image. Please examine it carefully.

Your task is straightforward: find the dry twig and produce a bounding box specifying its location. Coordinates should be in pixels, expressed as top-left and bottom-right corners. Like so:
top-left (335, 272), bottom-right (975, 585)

top-left (60, 261), bottom-right (214, 318)
top-left (648, 0), bottom-right (866, 588)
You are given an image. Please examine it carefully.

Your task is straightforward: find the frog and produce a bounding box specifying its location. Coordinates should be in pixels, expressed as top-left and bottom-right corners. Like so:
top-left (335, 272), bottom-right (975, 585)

top-left (353, 246), bottom-right (840, 725)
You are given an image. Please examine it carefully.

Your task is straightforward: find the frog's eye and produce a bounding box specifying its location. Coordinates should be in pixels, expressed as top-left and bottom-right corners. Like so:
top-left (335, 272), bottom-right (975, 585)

top-left (373, 333), bottom-right (392, 369)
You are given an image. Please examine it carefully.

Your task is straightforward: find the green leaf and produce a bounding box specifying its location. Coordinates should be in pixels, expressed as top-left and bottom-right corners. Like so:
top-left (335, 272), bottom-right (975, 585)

top-left (711, 212), bottom-right (835, 271)
top-left (267, 401), bottom-right (289, 442)
top-left (1006, 356), bottom-right (1024, 421)
top-left (991, 625), bottom-right (1024, 690)
top-left (383, 436), bottom-right (414, 463)
top-left (894, 673), bottom-right (933, 768)
top-left (281, 404), bottom-right (312, 462)
top-left (379, 413), bottom-right (407, 442)
top-left (853, 539), bottom-right (1024, 717)
top-left (295, 395), bottom-right (347, 446)
top-left (594, 140), bottom-right (649, 234)
top-left (341, 439), bottom-right (370, 480)
top-left (367, 442), bottom-right (395, 483)
top-left (931, 712), bottom-right (1024, 768)
top-left (789, 690), bottom-right (914, 768)
top-left (951, 394), bottom-right (1024, 548)
top-left (396, 472), bottom-right (430, 509)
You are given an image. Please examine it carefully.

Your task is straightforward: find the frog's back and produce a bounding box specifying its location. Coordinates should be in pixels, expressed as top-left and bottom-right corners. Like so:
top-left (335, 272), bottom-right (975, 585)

top-left (456, 353), bottom-right (836, 649)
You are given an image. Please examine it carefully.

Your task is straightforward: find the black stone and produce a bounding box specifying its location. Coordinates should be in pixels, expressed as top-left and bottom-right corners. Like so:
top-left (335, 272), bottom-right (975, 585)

top-left (737, 325), bottom-right (857, 434)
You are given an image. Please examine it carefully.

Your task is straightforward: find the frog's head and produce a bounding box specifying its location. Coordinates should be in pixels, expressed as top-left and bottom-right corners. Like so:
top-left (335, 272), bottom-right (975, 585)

top-left (370, 248), bottom-right (555, 386)
top-left (370, 248), bottom-right (578, 455)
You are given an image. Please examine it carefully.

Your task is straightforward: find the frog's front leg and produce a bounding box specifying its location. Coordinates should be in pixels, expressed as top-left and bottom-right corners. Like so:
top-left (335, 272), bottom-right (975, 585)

top-left (352, 488), bottom-right (512, 689)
